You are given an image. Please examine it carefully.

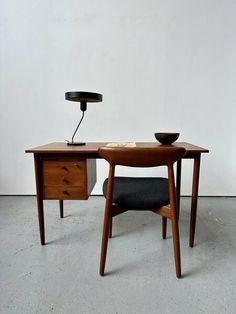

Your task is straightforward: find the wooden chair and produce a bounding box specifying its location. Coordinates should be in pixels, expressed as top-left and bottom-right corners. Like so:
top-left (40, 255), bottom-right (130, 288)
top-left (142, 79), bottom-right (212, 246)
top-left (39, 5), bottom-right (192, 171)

top-left (98, 146), bottom-right (186, 278)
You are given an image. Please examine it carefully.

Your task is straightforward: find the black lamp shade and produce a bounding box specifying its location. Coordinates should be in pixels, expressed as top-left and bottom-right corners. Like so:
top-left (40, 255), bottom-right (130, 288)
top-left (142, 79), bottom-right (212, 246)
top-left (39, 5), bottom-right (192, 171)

top-left (65, 91), bottom-right (103, 103)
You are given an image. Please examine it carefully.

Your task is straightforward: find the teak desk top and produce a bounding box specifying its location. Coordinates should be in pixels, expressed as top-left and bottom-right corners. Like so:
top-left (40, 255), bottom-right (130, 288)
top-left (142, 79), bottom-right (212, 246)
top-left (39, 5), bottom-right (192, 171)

top-left (26, 142), bottom-right (209, 155)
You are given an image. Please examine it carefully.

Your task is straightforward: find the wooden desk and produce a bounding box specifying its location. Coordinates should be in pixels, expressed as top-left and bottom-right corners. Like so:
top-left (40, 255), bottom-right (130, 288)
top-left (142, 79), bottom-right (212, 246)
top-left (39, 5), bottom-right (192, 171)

top-left (26, 142), bottom-right (209, 247)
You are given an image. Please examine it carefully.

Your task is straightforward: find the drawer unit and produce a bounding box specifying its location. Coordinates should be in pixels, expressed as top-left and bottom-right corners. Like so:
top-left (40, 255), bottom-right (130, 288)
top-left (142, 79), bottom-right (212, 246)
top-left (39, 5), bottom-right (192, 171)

top-left (42, 158), bottom-right (96, 200)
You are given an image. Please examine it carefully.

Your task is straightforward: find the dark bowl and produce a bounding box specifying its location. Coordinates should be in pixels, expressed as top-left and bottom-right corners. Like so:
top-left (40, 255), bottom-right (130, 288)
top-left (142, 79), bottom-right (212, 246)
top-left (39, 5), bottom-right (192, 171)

top-left (154, 132), bottom-right (180, 144)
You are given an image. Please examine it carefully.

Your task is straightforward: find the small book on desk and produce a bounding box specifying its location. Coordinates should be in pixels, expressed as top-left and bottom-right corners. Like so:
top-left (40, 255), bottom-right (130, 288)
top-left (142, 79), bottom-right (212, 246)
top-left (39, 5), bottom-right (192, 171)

top-left (106, 142), bottom-right (136, 148)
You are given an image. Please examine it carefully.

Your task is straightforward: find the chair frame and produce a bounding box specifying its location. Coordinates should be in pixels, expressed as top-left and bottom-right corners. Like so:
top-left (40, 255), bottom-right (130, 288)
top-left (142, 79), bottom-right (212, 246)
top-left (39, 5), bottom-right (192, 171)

top-left (98, 146), bottom-right (186, 278)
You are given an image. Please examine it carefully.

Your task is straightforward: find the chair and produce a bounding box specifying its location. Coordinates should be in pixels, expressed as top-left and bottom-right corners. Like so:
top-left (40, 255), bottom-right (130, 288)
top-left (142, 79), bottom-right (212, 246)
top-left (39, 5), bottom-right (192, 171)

top-left (98, 146), bottom-right (186, 278)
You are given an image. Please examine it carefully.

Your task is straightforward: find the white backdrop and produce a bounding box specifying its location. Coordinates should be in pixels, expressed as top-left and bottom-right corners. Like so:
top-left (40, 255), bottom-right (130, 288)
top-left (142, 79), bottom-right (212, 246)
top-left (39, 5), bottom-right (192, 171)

top-left (0, 0), bottom-right (235, 195)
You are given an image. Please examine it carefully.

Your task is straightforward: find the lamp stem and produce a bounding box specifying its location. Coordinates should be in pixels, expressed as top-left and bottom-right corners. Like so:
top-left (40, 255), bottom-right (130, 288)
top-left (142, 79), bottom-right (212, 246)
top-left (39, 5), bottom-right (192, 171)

top-left (71, 110), bottom-right (85, 143)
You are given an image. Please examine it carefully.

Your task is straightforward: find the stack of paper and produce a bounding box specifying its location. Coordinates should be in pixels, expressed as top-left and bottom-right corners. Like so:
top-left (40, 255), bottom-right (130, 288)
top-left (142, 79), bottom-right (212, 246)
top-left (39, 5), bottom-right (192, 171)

top-left (106, 142), bottom-right (136, 148)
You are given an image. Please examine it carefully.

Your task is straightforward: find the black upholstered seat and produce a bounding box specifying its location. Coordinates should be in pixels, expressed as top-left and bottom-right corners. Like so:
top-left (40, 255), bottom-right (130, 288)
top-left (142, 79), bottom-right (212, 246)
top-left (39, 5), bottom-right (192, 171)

top-left (103, 177), bottom-right (169, 210)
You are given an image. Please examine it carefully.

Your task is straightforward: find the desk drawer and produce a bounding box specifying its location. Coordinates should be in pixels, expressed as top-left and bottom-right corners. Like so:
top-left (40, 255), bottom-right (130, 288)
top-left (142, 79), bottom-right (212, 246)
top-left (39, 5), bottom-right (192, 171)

top-left (43, 161), bottom-right (85, 176)
top-left (44, 186), bottom-right (87, 200)
top-left (44, 174), bottom-right (84, 186)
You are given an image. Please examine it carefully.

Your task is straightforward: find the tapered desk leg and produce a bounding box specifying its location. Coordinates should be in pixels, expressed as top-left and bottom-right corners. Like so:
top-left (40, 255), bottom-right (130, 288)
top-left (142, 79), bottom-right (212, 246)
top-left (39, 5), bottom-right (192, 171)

top-left (37, 195), bottom-right (45, 245)
top-left (176, 159), bottom-right (182, 219)
top-left (59, 200), bottom-right (64, 218)
top-left (189, 154), bottom-right (201, 248)
top-left (34, 155), bottom-right (45, 245)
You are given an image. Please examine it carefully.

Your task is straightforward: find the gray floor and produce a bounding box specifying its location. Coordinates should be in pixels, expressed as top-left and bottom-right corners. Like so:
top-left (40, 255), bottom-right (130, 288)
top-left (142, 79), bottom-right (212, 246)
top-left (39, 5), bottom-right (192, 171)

top-left (0, 196), bottom-right (235, 314)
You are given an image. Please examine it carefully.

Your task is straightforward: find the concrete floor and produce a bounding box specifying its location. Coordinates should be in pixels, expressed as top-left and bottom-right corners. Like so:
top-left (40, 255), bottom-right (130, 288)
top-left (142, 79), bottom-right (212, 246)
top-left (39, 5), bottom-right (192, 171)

top-left (0, 196), bottom-right (235, 314)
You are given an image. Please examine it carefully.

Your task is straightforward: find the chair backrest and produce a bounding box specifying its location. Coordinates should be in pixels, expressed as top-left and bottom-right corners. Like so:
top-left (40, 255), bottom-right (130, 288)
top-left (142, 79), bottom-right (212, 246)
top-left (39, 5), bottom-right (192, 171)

top-left (98, 146), bottom-right (186, 167)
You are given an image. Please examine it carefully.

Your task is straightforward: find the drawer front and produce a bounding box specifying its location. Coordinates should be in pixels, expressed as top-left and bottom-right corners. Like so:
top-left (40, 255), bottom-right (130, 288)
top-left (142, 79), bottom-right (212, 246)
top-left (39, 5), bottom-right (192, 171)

top-left (44, 186), bottom-right (87, 200)
top-left (43, 161), bottom-right (85, 176)
top-left (44, 174), bottom-right (84, 187)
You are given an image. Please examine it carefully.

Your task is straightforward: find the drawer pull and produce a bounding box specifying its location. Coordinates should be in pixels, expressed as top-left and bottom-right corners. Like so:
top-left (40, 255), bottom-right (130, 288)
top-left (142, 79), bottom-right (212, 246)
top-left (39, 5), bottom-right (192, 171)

top-left (74, 163), bottom-right (81, 169)
top-left (62, 191), bottom-right (70, 196)
top-left (61, 166), bottom-right (69, 172)
top-left (62, 179), bottom-right (70, 185)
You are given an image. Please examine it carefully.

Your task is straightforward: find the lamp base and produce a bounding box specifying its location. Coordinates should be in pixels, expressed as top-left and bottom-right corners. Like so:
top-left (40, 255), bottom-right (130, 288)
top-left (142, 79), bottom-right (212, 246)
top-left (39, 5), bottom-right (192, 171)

top-left (67, 142), bottom-right (86, 146)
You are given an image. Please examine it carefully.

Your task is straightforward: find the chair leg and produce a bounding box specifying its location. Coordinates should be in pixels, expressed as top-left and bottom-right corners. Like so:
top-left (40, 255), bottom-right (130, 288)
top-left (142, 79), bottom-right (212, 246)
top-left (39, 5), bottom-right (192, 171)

top-left (109, 216), bottom-right (113, 238)
top-left (99, 205), bottom-right (111, 276)
top-left (162, 217), bottom-right (167, 239)
top-left (171, 216), bottom-right (181, 278)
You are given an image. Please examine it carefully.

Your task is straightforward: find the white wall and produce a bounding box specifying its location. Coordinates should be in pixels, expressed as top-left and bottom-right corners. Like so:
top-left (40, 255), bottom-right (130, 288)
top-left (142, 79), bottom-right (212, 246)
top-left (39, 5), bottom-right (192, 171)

top-left (0, 0), bottom-right (235, 196)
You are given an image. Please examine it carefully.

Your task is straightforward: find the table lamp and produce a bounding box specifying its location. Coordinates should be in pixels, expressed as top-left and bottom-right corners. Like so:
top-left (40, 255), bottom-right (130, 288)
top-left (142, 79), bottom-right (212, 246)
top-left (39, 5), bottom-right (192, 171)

top-left (65, 91), bottom-right (103, 145)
